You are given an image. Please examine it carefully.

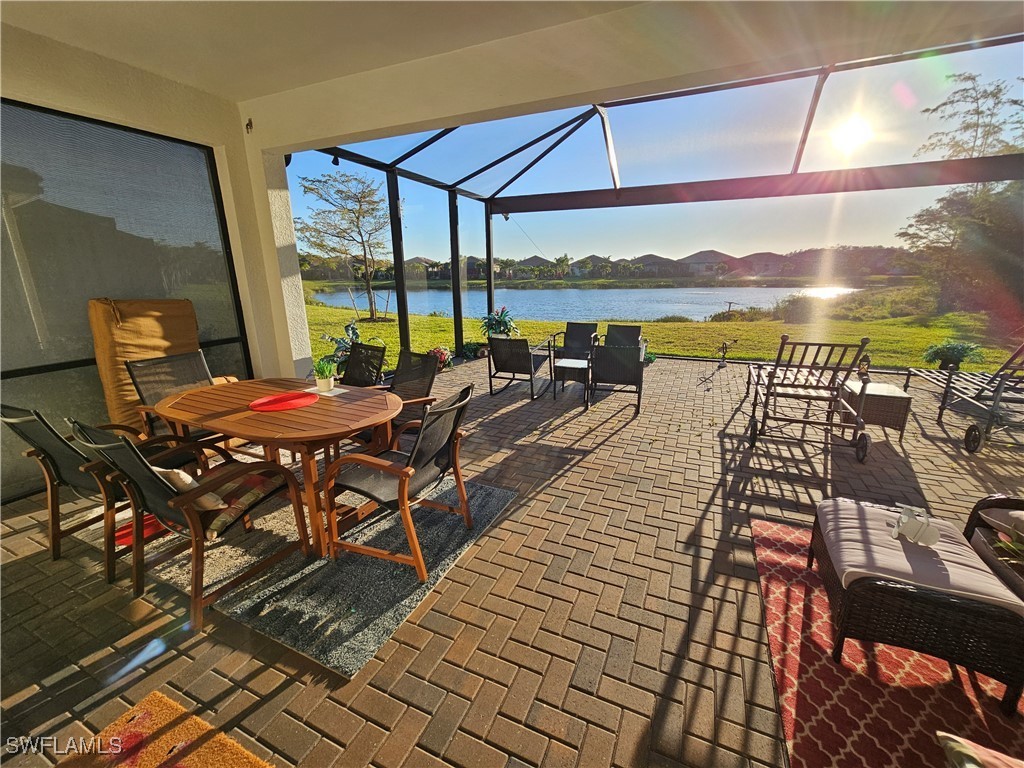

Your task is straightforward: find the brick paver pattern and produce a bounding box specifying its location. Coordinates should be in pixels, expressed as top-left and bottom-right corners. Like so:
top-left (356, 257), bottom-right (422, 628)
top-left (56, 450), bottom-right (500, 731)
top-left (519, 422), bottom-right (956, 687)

top-left (2, 358), bottom-right (1021, 767)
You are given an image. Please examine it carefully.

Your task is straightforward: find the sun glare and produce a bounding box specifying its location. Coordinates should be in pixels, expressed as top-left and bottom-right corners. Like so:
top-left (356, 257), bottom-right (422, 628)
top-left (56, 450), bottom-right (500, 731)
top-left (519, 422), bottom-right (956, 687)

top-left (830, 115), bottom-right (873, 155)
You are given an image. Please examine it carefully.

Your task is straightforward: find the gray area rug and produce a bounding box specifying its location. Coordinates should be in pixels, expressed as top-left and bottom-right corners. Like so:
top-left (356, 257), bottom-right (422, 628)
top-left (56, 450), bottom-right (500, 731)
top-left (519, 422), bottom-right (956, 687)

top-left (76, 479), bottom-right (516, 677)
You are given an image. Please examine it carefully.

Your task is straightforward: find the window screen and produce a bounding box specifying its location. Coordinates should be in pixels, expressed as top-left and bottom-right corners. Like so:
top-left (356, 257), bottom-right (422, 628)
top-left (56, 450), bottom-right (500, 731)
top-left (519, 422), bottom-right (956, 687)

top-left (1, 100), bottom-right (250, 498)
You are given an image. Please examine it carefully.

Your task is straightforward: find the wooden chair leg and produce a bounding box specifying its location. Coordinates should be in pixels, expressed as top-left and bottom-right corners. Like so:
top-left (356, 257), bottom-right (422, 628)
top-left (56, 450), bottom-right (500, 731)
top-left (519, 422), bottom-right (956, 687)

top-left (46, 482), bottom-right (61, 560)
top-left (103, 500), bottom-right (117, 584)
top-left (397, 497), bottom-right (427, 582)
top-left (241, 513), bottom-right (254, 533)
top-left (190, 537), bottom-right (205, 631)
top-left (132, 506), bottom-right (145, 597)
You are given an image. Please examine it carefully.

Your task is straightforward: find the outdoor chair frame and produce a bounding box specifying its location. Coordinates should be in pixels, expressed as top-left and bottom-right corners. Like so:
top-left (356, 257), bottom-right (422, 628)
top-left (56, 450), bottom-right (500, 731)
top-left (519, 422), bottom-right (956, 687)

top-left (589, 340), bottom-right (645, 415)
top-left (746, 335), bottom-right (872, 462)
top-left (0, 404), bottom-right (195, 579)
top-left (809, 494), bottom-right (1024, 716)
top-left (69, 420), bottom-right (311, 631)
top-left (549, 322), bottom-right (598, 361)
top-left (349, 349), bottom-right (438, 447)
top-left (902, 341), bottom-right (1024, 453)
top-left (323, 385), bottom-right (474, 582)
top-left (340, 342), bottom-right (387, 387)
top-left (487, 336), bottom-right (551, 399)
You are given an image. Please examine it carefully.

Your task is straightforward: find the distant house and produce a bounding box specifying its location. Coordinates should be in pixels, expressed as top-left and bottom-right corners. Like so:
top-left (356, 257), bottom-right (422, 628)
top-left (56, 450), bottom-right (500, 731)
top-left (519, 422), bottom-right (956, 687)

top-left (464, 256), bottom-right (493, 280)
top-left (570, 254), bottom-right (612, 277)
top-left (739, 251), bottom-right (786, 276)
top-left (513, 255), bottom-right (555, 277)
top-left (680, 249), bottom-right (740, 276)
top-left (630, 253), bottom-right (678, 277)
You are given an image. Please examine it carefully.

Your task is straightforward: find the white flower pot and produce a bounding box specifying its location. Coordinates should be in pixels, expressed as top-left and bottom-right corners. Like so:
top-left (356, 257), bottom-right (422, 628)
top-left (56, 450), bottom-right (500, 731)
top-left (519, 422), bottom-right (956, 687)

top-left (315, 377), bottom-right (334, 393)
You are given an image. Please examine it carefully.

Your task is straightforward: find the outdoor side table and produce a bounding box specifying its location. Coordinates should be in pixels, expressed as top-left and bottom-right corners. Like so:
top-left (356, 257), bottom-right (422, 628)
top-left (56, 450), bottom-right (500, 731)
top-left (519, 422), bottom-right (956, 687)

top-left (842, 380), bottom-right (912, 442)
top-left (553, 358), bottom-right (589, 409)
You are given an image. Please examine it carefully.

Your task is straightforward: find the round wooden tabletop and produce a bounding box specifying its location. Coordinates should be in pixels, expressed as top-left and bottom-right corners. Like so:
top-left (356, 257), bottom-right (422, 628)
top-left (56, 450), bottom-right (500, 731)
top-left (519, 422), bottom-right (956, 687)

top-left (153, 377), bottom-right (404, 446)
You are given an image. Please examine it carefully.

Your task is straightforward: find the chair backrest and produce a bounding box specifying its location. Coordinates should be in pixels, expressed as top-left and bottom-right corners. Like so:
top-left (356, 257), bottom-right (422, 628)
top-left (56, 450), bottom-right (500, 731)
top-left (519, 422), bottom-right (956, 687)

top-left (972, 341), bottom-right (1024, 399)
top-left (341, 343), bottom-right (386, 387)
top-left (126, 351), bottom-right (215, 434)
top-left (605, 324), bottom-right (642, 347)
top-left (1, 404), bottom-right (96, 494)
top-left (406, 385), bottom-right (473, 480)
top-left (591, 346), bottom-right (643, 386)
top-left (769, 335), bottom-right (870, 391)
top-left (489, 336), bottom-right (534, 375)
top-left (68, 419), bottom-right (184, 527)
top-left (564, 322), bottom-right (598, 353)
top-left (390, 349), bottom-right (438, 422)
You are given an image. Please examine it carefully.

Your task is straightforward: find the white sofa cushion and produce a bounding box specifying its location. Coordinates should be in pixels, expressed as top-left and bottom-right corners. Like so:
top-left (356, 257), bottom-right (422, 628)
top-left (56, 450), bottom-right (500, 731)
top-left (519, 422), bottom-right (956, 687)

top-left (816, 498), bottom-right (1024, 619)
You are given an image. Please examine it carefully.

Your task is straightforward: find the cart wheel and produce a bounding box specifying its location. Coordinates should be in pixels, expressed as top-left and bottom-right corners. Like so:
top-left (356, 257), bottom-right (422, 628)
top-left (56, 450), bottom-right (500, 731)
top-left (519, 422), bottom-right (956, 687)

top-left (964, 424), bottom-right (983, 453)
top-left (748, 417), bottom-right (759, 448)
top-left (855, 433), bottom-right (870, 463)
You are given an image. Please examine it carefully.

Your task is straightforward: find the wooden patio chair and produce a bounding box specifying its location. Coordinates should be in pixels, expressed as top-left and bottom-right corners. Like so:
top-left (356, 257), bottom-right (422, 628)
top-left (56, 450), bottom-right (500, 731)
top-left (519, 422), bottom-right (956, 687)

top-left (0, 404), bottom-right (195, 578)
top-left (324, 385), bottom-right (474, 582)
top-left (69, 419), bottom-right (310, 631)
top-left (339, 342), bottom-right (386, 387)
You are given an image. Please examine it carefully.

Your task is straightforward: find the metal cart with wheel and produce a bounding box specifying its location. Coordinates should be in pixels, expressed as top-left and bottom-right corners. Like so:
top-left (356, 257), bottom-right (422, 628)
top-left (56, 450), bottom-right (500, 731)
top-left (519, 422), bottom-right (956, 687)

top-left (903, 341), bottom-right (1024, 453)
top-left (746, 335), bottom-right (873, 462)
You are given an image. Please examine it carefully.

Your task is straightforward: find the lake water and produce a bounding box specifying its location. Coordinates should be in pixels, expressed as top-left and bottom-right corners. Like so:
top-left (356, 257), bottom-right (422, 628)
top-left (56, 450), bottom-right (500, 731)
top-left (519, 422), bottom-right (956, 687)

top-left (313, 285), bottom-right (858, 322)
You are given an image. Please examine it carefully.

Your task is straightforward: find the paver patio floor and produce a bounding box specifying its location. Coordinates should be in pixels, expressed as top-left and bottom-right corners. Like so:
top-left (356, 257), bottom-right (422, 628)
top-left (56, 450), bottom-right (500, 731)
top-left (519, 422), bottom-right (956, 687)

top-left (2, 357), bottom-right (1021, 767)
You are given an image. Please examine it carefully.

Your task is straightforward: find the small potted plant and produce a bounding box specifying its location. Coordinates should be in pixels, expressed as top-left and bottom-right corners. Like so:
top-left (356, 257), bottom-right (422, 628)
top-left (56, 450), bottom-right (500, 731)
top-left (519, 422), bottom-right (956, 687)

top-left (428, 346), bottom-right (454, 372)
top-left (312, 358), bottom-right (336, 392)
top-left (922, 339), bottom-right (984, 371)
top-left (481, 306), bottom-right (519, 338)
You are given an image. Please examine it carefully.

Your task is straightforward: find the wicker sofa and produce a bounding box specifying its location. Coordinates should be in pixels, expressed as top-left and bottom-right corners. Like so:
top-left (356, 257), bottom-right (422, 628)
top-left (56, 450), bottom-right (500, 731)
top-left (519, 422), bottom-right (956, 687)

top-left (808, 495), bottom-right (1024, 716)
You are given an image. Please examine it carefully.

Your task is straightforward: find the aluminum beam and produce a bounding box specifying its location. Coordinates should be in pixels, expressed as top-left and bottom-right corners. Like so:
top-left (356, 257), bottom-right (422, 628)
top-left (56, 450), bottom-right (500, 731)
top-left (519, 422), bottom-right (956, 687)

top-left (490, 154), bottom-right (1024, 215)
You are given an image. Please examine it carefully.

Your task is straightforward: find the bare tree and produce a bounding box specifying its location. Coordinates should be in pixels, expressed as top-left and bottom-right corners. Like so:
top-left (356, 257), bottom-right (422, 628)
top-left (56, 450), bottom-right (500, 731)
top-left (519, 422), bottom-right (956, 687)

top-left (294, 172), bottom-right (391, 320)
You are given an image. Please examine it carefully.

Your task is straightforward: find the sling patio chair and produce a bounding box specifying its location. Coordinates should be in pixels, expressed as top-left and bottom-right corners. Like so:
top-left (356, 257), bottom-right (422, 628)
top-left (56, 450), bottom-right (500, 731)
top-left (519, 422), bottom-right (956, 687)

top-left (339, 342), bottom-right (387, 387)
top-left (323, 385), bottom-right (474, 582)
top-left (348, 349), bottom-right (438, 447)
top-left (549, 322), bottom-right (598, 361)
top-left (487, 336), bottom-right (552, 399)
top-left (746, 334), bottom-right (872, 462)
top-left (70, 419), bottom-right (310, 631)
top-left (0, 404), bottom-right (198, 579)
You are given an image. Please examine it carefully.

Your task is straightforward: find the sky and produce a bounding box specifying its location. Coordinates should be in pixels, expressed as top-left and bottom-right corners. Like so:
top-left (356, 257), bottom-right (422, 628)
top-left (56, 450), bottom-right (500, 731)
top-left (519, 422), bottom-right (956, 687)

top-left (286, 41), bottom-right (1023, 263)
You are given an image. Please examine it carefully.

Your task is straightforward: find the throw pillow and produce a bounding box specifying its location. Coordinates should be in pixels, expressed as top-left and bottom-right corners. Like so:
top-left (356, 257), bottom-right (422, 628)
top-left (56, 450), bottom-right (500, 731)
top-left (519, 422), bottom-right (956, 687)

top-left (936, 731), bottom-right (1024, 768)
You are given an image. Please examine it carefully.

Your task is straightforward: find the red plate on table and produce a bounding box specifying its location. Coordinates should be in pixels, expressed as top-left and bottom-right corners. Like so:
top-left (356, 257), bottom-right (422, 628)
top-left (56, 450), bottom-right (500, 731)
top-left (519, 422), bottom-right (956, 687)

top-left (248, 392), bottom-right (320, 412)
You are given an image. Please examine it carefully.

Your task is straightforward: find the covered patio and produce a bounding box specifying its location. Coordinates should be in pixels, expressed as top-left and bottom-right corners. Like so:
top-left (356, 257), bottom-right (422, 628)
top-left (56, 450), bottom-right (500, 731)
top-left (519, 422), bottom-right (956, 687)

top-left (2, 2), bottom-right (1024, 766)
top-left (4, 358), bottom-right (1022, 766)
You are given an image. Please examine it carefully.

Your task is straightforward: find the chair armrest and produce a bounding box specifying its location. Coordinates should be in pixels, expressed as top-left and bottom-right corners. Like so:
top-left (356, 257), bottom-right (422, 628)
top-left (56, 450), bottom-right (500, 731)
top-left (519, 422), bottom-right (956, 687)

top-left (97, 423), bottom-right (147, 440)
top-left (146, 441), bottom-right (233, 467)
top-left (21, 448), bottom-right (42, 459)
top-left (400, 396), bottom-right (436, 407)
top-left (529, 341), bottom-right (550, 355)
top-left (366, 384), bottom-right (390, 391)
top-left (323, 453), bottom-right (414, 499)
top-left (390, 420), bottom-right (423, 449)
top-left (965, 494), bottom-right (1024, 538)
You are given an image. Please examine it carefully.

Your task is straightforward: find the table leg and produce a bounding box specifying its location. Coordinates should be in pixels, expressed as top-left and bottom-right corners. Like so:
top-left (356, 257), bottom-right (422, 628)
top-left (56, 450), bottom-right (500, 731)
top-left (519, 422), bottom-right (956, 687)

top-left (298, 448), bottom-right (327, 557)
top-left (368, 421), bottom-right (392, 455)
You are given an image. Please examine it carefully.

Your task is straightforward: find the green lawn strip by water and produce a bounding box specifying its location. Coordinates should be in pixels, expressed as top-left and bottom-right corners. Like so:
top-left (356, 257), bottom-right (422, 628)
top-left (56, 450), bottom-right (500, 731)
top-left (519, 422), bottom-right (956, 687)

top-left (305, 304), bottom-right (1010, 371)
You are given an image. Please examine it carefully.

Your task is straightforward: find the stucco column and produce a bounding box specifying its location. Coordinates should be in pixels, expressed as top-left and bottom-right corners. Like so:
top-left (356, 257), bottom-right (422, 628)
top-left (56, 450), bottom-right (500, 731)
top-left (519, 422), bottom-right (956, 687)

top-left (261, 153), bottom-right (313, 377)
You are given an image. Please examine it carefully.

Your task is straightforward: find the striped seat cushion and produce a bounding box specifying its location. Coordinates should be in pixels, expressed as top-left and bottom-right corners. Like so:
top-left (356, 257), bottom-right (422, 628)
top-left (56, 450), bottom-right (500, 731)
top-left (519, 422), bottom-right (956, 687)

top-left (199, 468), bottom-right (287, 541)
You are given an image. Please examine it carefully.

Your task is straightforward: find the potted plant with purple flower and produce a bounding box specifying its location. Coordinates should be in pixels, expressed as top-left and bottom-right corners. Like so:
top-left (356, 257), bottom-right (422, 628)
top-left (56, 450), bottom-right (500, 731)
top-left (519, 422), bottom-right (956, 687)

top-left (481, 306), bottom-right (519, 338)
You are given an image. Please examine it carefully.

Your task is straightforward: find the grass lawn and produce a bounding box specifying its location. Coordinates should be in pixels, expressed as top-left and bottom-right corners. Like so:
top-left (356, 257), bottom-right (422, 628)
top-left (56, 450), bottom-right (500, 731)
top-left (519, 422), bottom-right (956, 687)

top-left (305, 304), bottom-right (1012, 372)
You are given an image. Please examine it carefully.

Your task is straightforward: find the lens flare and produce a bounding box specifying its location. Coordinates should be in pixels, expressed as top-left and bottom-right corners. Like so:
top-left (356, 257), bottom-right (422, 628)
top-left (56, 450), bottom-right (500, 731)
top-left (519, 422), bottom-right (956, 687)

top-left (830, 115), bottom-right (873, 155)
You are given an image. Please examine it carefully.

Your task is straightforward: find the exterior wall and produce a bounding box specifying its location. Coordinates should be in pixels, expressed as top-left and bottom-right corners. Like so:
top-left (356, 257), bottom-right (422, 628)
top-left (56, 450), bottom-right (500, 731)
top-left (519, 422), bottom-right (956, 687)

top-left (0, 23), bottom-right (307, 378)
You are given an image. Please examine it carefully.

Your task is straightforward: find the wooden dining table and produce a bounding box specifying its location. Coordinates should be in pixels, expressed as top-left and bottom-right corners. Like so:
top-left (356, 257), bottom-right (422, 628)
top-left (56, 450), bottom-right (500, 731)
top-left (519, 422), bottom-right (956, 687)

top-left (153, 377), bottom-right (403, 557)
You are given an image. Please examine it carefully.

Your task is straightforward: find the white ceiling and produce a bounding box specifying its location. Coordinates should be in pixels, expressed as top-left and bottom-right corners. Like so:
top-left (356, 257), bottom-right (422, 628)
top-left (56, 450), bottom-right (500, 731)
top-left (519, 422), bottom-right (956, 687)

top-left (0, 1), bottom-right (636, 101)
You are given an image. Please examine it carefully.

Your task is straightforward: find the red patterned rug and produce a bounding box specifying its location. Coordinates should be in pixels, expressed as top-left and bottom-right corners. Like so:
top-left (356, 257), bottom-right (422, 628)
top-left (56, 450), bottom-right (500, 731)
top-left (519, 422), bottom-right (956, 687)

top-left (751, 519), bottom-right (1024, 768)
